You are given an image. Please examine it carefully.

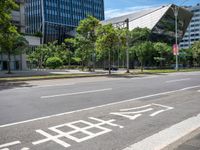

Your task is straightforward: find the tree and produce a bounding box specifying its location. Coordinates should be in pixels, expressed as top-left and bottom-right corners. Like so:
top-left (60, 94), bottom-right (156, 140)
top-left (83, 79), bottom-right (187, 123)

top-left (28, 44), bottom-right (51, 68)
top-left (46, 57), bottom-right (63, 69)
top-left (0, 31), bottom-right (28, 73)
top-left (76, 16), bottom-right (100, 71)
top-left (134, 41), bottom-right (154, 72)
top-left (65, 36), bottom-right (91, 70)
top-left (153, 42), bottom-right (171, 68)
top-left (129, 27), bottom-right (151, 47)
top-left (0, 0), bottom-right (25, 73)
top-left (192, 41), bottom-right (200, 66)
top-left (96, 24), bottom-right (119, 74)
top-left (0, 0), bottom-right (18, 31)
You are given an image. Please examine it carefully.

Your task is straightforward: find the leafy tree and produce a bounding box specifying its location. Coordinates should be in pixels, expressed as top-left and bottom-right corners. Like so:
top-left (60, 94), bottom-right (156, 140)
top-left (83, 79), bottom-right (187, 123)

top-left (76, 16), bottom-right (100, 71)
top-left (153, 42), bottom-right (171, 68)
top-left (134, 41), bottom-right (154, 72)
top-left (0, 0), bottom-right (18, 31)
top-left (0, 32), bottom-right (28, 73)
top-left (96, 24), bottom-right (119, 74)
top-left (129, 27), bottom-right (151, 47)
top-left (65, 36), bottom-right (91, 70)
top-left (28, 44), bottom-right (51, 68)
top-left (46, 57), bottom-right (63, 69)
top-left (192, 41), bottom-right (200, 66)
top-left (0, 0), bottom-right (27, 73)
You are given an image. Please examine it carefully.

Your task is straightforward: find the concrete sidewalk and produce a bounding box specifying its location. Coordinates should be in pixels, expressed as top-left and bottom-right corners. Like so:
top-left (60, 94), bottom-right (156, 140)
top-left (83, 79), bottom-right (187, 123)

top-left (0, 69), bottom-right (127, 78)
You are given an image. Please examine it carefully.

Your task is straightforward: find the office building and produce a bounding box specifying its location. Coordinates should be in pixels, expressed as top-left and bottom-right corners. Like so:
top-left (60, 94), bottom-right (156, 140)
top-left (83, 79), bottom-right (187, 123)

top-left (24, 0), bottom-right (105, 43)
top-left (180, 3), bottom-right (200, 49)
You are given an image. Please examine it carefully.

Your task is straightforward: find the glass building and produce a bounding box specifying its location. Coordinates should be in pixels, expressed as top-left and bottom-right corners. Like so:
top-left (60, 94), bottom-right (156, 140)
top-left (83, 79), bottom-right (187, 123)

top-left (24, 0), bottom-right (105, 43)
top-left (180, 3), bottom-right (200, 49)
top-left (103, 4), bottom-right (192, 45)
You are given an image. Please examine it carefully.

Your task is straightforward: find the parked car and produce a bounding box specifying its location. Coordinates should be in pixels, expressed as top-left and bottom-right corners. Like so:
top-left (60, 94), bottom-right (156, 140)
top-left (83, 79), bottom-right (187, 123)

top-left (104, 65), bottom-right (118, 71)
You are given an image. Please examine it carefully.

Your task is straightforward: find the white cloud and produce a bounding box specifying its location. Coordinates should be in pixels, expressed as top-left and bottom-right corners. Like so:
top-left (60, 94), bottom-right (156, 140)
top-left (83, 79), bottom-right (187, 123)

top-left (105, 5), bottom-right (157, 19)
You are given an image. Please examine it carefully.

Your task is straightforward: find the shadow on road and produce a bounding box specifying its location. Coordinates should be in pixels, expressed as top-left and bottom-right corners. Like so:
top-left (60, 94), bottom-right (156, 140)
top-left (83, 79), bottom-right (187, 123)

top-left (0, 81), bottom-right (35, 91)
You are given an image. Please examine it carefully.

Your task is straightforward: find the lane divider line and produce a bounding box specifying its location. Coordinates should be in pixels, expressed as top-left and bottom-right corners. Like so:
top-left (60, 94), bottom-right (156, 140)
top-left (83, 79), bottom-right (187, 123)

top-left (41, 88), bottom-right (112, 99)
top-left (166, 78), bottom-right (191, 83)
top-left (0, 85), bottom-right (200, 128)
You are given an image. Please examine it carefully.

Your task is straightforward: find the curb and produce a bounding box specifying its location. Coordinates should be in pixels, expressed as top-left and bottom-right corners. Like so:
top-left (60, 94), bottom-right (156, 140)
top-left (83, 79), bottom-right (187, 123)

top-left (163, 127), bottom-right (200, 150)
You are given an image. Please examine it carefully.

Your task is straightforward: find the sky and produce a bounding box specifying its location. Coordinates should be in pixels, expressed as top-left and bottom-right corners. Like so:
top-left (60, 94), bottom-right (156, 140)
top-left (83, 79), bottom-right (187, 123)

top-left (104, 0), bottom-right (199, 19)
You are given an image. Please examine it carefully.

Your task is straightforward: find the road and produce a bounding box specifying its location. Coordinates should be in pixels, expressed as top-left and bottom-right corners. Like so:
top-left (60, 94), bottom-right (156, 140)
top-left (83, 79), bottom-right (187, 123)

top-left (0, 72), bottom-right (200, 150)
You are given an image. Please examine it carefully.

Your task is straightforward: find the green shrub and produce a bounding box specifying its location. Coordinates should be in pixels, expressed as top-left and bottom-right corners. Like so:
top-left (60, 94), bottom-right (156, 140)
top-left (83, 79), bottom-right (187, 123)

top-left (46, 57), bottom-right (63, 69)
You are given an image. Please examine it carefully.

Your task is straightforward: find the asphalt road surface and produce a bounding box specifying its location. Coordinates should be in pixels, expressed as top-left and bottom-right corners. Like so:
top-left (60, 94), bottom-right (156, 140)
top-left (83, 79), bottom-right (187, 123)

top-left (0, 72), bottom-right (200, 150)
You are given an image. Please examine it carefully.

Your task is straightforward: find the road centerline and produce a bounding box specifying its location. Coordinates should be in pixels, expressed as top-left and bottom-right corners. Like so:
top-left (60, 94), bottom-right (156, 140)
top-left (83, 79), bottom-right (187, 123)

top-left (166, 78), bottom-right (191, 83)
top-left (40, 88), bottom-right (113, 99)
top-left (0, 85), bottom-right (199, 128)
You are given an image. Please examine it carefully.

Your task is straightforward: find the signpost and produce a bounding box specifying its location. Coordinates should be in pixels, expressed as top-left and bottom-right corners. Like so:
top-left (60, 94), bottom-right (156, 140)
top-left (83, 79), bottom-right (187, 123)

top-left (173, 44), bottom-right (179, 56)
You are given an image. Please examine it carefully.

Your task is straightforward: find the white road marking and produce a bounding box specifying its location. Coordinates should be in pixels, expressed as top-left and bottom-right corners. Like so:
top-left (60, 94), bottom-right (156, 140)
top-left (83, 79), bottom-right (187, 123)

top-left (166, 78), bottom-right (191, 83)
top-left (0, 141), bottom-right (21, 148)
top-left (41, 88), bottom-right (112, 99)
top-left (111, 104), bottom-right (174, 120)
top-left (198, 90), bottom-right (200, 92)
top-left (14, 83), bottom-right (75, 90)
top-left (150, 103), bottom-right (174, 117)
top-left (0, 85), bottom-right (199, 128)
top-left (32, 117), bottom-right (123, 148)
top-left (120, 104), bottom-right (152, 111)
top-left (131, 76), bottom-right (158, 80)
top-left (123, 113), bottom-right (200, 150)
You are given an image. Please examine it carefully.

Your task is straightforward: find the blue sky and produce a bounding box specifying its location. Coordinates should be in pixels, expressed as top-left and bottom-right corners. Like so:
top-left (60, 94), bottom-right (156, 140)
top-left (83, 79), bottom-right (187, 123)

top-left (104, 0), bottom-right (199, 19)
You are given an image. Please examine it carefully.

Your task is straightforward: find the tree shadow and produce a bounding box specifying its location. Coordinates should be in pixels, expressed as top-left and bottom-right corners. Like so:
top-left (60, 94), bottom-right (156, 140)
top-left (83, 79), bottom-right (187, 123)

top-left (0, 81), bottom-right (35, 91)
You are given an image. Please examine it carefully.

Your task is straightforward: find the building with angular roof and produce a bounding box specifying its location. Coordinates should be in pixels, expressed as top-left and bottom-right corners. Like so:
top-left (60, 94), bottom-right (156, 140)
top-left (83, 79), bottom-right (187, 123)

top-left (103, 4), bottom-right (193, 45)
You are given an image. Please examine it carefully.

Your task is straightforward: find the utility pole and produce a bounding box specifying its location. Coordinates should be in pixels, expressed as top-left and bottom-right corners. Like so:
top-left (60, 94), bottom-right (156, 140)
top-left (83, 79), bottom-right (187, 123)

top-left (125, 18), bottom-right (130, 73)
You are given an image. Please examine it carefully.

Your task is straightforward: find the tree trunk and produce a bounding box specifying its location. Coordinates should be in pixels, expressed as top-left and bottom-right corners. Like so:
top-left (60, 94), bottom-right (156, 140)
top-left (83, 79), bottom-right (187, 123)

top-left (109, 49), bottom-right (111, 75)
top-left (141, 61), bottom-right (144, 73)
top-left (7, 51), bottom-right (11, 74)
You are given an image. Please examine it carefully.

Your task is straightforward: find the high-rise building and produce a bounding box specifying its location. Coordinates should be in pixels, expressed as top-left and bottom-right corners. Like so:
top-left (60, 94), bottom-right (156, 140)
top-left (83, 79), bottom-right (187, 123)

top-left (180, 3), bottom-right (200, 49)
top-left (103, 4), bottom-right (192, 45)
top-left (24, 0), bottom-right (105, 43)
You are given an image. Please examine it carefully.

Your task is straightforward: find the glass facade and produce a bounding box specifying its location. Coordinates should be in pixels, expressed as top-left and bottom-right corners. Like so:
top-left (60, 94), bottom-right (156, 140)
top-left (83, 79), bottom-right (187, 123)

top-left (25, 0), bottom-right (105, 43)
top-left (180, 4), bottom-right (200, 49)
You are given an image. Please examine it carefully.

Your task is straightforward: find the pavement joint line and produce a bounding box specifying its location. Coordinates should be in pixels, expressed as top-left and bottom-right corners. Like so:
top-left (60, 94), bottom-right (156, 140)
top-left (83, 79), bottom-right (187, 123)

top-left (122, 113), bottom-right (200, 150)
top-left (165, 78), bottom-right (191, 83)
top-left (40, 88), bottom-right (113, 99)
top-left (0, 85), bottom-right (200, 128)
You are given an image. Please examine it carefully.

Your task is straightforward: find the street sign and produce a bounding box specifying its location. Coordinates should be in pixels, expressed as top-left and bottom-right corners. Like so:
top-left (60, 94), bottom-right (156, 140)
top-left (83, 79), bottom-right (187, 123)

top-left (173, 44), bottom-right (179, 56)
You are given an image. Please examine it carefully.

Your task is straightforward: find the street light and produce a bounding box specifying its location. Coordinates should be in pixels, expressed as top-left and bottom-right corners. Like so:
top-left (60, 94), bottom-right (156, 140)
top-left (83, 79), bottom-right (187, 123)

top-left (125, 18), bottom-right (130, 73)
top-left (172, 0), bottom-right (190, 71)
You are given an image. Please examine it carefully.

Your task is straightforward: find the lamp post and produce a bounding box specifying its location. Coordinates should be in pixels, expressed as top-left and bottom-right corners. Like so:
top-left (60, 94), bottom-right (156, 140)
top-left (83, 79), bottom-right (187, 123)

top-left (125, 18), bottom-right (130, 73)
top-left (174, 5), bottom-right (179, 71)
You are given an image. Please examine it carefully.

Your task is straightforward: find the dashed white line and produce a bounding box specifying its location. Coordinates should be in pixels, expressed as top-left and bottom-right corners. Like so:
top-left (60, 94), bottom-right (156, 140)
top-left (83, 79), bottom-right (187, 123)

top-left (131, 76), bottom-right (158, 80)
top-left (123, 113), bottom-right (200, 150)
top-left (0, 85), bottom-right (199, 128)
top-left (41, 88), bottom-right (112, 99)
top-left (166, 78), bottom-right (191, 83)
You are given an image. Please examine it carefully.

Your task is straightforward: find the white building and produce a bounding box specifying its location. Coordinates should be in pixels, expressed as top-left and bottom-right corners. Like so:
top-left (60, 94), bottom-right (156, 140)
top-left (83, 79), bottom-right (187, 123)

top-left (180, 3), bottom-right (200, 49)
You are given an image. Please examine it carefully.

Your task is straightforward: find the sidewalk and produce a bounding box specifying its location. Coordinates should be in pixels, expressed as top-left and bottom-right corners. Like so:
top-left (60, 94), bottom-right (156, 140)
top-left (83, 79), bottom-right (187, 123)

top-left (176, 133), bottom-right (200, 150)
